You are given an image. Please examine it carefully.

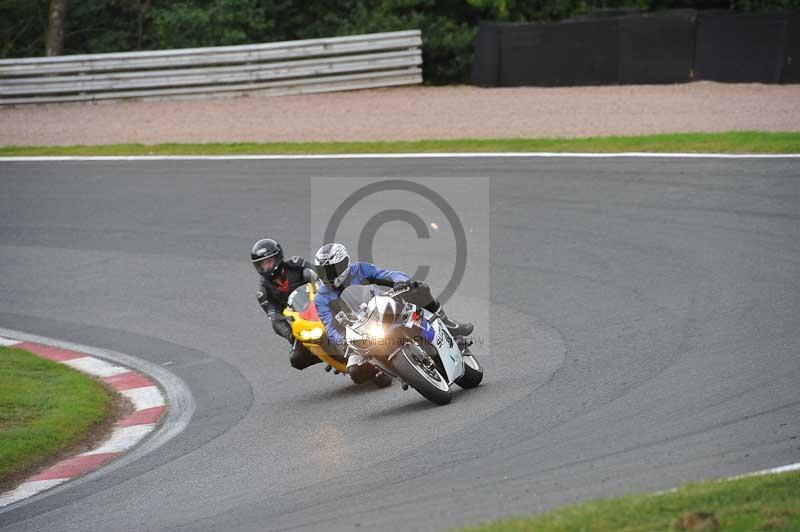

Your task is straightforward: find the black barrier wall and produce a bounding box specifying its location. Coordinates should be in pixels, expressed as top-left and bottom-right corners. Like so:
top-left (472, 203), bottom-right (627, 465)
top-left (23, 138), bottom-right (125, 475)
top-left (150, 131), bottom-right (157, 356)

top-left (470, 22), bottom-right (502, 87)
top-left (471, 10), bottom-right (798, 86)
top-left (619, 11), bottom-right (695, 84)
top-left (695, 11), bottom-right (787, 83)
top-left (500, 19), bottom-right (618, 87)
top-left (784, 13), bottom-right (800, 83)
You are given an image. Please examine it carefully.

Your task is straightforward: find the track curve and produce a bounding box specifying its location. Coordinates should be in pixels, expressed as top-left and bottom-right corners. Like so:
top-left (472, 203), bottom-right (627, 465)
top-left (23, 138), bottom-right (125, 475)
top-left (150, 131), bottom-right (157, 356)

top-left (0, 157), bottom-right (798, 531)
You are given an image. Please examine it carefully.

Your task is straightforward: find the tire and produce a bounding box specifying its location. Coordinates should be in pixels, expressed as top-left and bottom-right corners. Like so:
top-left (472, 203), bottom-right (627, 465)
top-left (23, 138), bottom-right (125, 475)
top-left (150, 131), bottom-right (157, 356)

top-left (372, 372), bottom-right (393, 388)
top-left (455, 353), bottom-right (483, 389)
top-left (392, 344), bottom-right (452, 405)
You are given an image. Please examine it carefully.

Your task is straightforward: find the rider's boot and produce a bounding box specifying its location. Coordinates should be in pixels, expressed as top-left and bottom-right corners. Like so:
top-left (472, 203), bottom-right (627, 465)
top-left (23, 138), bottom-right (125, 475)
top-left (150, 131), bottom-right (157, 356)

top-left (435, 307), bottom-right (473, 337)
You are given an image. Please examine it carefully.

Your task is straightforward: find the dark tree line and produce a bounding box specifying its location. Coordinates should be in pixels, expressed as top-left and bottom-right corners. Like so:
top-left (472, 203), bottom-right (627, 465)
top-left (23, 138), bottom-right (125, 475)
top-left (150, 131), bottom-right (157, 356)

top-left (2, 0), bottom-right (798, 83)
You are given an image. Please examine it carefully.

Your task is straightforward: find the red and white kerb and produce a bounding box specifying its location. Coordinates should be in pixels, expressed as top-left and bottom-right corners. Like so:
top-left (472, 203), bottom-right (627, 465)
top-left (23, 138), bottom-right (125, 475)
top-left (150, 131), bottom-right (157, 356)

top-left (0, 336), bottom-right (166, 507)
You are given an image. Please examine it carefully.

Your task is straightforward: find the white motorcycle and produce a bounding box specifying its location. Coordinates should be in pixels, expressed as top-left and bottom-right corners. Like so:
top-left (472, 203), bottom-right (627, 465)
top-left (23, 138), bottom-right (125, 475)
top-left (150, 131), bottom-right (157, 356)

top-left (336, 284), bottom-right (482, 405)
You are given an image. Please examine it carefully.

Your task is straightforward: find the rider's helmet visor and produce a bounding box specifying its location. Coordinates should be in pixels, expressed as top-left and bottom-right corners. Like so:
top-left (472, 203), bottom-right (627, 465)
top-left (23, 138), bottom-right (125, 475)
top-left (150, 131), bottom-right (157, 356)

top-left (315, 259), bottom-right (349, 286)
top-left (255, 256), bottom-right (277, 274)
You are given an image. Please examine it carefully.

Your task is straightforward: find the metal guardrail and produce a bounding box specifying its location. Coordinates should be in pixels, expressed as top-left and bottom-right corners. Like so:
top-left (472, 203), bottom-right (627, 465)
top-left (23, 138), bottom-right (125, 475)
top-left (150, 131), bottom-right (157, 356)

top-left (0, 30), bottom-right (423, 105)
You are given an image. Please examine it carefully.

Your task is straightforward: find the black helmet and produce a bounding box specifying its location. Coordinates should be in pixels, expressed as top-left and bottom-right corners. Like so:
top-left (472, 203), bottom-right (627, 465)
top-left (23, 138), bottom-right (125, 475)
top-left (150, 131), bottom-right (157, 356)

top-left (251, 238), bottom-right (284, 277)
top-left (314, 243), bottom-right (350, 288)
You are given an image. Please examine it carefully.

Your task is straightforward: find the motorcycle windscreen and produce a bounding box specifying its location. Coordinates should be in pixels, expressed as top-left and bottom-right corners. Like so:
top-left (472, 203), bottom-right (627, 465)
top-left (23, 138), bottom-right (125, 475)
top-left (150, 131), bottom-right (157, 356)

top-left (286, 285), bottom-right (311, 312)
top-left (339, 284), bottom-right (390, 318)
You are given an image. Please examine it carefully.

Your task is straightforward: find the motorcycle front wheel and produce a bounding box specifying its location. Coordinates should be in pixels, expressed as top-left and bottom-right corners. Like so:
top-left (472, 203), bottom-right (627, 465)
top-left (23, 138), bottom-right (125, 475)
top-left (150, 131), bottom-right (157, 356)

top-left (392, 343), bottom-right (452, 405)
top-left (455, 352), bottom-right (483, 389)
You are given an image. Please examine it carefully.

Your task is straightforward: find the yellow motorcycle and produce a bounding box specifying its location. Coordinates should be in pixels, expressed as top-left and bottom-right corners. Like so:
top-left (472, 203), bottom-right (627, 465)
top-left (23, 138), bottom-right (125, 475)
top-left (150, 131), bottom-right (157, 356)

top-left (283, 282), bottom-right (348, 374)
top-left (282, 282), bottom-right (392, 387)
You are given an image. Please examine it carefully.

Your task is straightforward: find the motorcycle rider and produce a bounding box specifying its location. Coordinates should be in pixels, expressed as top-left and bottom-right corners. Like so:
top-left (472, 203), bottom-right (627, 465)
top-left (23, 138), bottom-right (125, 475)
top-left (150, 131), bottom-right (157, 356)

top-left (312, 242), bottom-right (473, 383)
top-left (252, 238), bottom-right (321, 371)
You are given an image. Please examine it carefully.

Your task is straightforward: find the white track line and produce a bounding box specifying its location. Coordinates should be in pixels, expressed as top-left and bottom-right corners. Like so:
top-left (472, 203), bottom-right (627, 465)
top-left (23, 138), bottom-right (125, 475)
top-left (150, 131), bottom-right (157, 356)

top-left (653, 461), bottom-right (800, 497)
top-left (1, 153), bottom-right (800, 162)
top-left (727, 461), bottom-right (800, 481)
top-left (0, 336), bottom-right (22, 346)
top-left (761, 462), bottom-right (800, 475)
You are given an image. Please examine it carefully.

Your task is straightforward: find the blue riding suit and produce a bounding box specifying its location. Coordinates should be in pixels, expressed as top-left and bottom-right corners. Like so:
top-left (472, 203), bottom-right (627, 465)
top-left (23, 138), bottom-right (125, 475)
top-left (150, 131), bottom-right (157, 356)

top-left (314, 262), bottom-right (409, 348)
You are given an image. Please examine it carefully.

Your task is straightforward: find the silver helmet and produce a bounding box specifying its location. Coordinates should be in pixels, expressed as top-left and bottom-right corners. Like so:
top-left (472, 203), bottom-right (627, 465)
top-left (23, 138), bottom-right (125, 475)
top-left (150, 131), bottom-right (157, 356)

top-left (314, 243), bottom-right (350, 288)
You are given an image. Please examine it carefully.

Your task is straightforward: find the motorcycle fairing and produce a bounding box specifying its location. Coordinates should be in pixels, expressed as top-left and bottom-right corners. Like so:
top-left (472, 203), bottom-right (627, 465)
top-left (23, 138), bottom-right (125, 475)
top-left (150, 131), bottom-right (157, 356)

top-left (418, 317), bottom-right (436, 343)
top-left (420, 308), bottom-right (465, 384)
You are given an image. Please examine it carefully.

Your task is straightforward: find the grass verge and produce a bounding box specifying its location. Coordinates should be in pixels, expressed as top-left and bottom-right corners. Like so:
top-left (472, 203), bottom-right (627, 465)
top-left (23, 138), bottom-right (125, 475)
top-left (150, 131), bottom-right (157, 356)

top-left (459, 470), bottom-right (800, 531)
top-left (0, 131), bottom-right (799, 156)
top-left (0, 346), bottom-right (112, 489)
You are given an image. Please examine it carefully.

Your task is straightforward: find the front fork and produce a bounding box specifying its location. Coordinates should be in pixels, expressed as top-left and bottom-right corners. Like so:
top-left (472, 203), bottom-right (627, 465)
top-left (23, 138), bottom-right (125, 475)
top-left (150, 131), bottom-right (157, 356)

top-left (370, 340), bottom-right (443, 390)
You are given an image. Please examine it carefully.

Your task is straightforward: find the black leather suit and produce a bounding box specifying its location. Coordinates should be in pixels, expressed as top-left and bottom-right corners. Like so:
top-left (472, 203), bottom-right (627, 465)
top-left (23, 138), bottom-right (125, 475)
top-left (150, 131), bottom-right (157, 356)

top-left (256, 256), bottom-right (320, 369)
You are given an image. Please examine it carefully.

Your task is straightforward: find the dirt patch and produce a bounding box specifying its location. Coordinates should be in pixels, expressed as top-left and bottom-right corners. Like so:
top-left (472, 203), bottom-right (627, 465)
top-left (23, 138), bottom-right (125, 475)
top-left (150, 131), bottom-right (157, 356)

top-left (760, 518), bottom-right (788, 529)
top-left (1, 82), bottom-right (798, 146)
top-left (673, 511), bottom-right (721, 530)
top-left (0, 379), bottom-right (134, 494)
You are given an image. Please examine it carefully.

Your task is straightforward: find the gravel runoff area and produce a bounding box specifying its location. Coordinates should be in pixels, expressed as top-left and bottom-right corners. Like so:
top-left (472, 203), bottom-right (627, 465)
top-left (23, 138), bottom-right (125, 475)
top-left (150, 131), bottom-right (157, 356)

top-left (2, 82), bottom-right (800, 146)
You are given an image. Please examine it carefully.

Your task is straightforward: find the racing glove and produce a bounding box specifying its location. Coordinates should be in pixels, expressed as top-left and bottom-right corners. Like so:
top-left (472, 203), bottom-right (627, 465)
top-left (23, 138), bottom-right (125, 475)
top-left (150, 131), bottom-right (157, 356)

top-left (393, 281), bottom-right (410, 292)
top-left (270, 313), bottom-right (294, 343)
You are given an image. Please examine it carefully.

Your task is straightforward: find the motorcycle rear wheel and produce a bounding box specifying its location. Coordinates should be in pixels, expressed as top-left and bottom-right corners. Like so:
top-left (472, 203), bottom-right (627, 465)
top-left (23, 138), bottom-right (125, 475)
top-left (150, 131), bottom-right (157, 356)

top-left (393, 344), bottom-right (452, 405)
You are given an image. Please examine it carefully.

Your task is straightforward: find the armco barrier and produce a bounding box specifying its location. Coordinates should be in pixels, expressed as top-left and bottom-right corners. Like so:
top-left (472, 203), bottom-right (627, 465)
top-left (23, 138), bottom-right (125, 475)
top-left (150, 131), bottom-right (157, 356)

top-left (471, 10), bottom-right (797, 87)
top-left (0, 30), bottom-right (422, 105)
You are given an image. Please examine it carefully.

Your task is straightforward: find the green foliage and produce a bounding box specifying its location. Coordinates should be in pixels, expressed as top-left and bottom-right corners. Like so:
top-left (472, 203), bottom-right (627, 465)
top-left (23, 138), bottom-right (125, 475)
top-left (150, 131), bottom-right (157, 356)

top-left (731, 0), bottom-right (800, 8)
top-left (3, 0), bottom-right (800, 83)
top-left (268, 0), bottom-right (361, 41)
top-left (151, 0), bottom-right (270, 49)
top-left (62, 1), bottom-right (156, 53)
top-left (0, 0), bottom-right (48, 57)
top-left (335, 1), bottom-right (480, 83)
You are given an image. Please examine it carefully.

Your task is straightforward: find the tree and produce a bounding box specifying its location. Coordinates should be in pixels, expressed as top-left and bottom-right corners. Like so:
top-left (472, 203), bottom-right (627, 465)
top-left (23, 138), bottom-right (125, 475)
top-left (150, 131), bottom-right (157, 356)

top-left (45, 0), bottom-right (68, 56)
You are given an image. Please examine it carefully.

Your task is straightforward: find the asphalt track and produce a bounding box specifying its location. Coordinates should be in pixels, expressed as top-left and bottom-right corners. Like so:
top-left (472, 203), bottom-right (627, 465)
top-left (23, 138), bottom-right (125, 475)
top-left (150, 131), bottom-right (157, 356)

top-left (0, 157), bottom-right (798, 531)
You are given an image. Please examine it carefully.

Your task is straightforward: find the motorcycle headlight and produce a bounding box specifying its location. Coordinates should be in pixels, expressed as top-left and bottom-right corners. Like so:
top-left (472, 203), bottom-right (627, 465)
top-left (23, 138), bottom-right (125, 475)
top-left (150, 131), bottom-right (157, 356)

top-left (299, 327), bottom-right (324, 340)
top-left (368, 324), bottom-right (385, 339)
